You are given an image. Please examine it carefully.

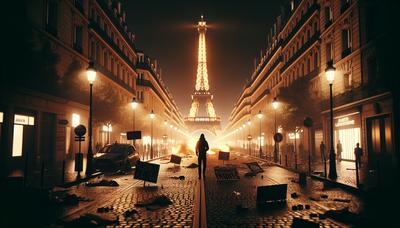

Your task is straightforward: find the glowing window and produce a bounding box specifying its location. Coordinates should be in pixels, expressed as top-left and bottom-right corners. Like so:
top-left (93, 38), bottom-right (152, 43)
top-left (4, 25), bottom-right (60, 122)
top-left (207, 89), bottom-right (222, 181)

top-left (14, 114), bottom-right (35, 126)
top-left (12, 125), bottom-right (23, 157)
top-left (0, 112), bottom-right (3, 123)
top-left (72, 113), bottom-right (80, 127)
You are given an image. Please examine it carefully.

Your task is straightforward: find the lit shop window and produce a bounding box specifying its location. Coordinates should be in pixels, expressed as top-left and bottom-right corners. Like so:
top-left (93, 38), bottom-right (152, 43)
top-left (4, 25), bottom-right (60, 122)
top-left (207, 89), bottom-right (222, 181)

top-left (14, 114), bottom-right (35, 126)
top-left (0, 112), bottom-right (3, 123)
top-left (72, 113), bottom-right (80, 127)
top-left (12, 114), bottom-right (35, 157)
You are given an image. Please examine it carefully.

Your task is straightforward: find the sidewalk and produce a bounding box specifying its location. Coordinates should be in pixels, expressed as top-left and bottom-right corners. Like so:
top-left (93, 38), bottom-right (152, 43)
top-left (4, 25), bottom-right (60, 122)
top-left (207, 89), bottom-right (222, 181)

top-left (204, 151), bottom-right (363, 227)
top-left (241, 148), bottom-right (373, 192)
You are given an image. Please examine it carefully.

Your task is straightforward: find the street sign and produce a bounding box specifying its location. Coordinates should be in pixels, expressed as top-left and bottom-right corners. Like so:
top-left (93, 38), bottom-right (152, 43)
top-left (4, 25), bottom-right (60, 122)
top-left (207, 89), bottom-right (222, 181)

top-left (134, 161), bottom-right (160, 183)
top-left (127, 131), bottom-right (142, 140)
top-left (218, 151), bottom-right (230, 161)
top-left (74, 124), bottom-right (86, 137)
top-left (273, 133), bottom-right (283, 143)
top-left (304, 117), bottom-right (313, 127)
top-left (170, 154), bottom-right (182, 165)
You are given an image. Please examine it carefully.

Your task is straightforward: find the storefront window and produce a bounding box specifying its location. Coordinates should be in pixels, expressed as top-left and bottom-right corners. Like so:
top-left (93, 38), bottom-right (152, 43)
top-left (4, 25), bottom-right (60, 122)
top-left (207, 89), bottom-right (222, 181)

top-left (334, 112), bottom-right (361, 161)
top-left (12, 114), bottom-right (35, 157)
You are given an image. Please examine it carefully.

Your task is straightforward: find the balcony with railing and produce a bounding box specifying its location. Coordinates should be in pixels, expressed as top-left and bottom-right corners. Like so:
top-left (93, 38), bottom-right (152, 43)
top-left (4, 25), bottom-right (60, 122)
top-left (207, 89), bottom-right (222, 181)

top-left (96, 0), bottom-right (136, 51)
top-left (280, 31), bottom-right (320, 74)
top-left (89, 20), bottom-right (136, 71)
top-left (282, 3), bottom-right (319, 48)
top-left (185, 117), bottom-right (221, 125)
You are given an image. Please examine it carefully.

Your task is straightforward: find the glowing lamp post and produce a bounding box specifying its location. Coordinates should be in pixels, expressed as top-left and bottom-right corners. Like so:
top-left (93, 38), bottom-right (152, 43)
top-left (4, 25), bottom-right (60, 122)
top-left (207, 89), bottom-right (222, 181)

top-left (131, 97), bottom-right (138, 146)
top-left (247, 119), bottom-right (251, 155)
top-left (257, 110), bottom-right (263, 158)
top-left (149, 110), bottom-right (155, 159)
top-left (86, 61), bottom-right (96, 175)
top-left (326, 62), bottom-right (337, 179)
top-left (272, 97), bottom-right (279, 163)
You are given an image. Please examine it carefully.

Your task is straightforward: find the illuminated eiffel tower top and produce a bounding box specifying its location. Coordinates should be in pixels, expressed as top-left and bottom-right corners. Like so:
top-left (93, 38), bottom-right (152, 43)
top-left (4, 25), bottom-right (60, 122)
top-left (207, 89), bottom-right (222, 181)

top-left (185, 15), bottom-right (220, 135)
top-left (195, 15), bottom-right (209, 91)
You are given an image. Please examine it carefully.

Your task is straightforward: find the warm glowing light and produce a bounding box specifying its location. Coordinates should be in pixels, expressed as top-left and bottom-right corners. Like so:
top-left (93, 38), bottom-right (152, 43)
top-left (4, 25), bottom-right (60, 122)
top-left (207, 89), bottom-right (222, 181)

top-left (195, 16), bottom-right (209, 91)
top-left (272, 97), bottom-right (279, 110)
top-left (325, 62), bottom-right (336, 84)
top-left (149, 110), bottom-right (155, 119)
top-left (131, 97), bottom-right (138, 109)
top-left (86, 61), bottom-right (96, 84)
top-left (164, 120), bottom-right (167, 125)
top-left (247, 120), bottom-right (251, 126)
top-left (72, 113), bottom-right (80, 127)
top-left (257, 110), bottom-right (263, 119)
top-left (102, 124), bottom-right (112, 132)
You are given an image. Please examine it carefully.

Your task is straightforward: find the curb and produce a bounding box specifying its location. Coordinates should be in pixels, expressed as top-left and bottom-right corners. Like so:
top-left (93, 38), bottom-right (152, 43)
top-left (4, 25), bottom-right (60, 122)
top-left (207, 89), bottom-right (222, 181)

top-left (57, 171), bottom-right (104, 188)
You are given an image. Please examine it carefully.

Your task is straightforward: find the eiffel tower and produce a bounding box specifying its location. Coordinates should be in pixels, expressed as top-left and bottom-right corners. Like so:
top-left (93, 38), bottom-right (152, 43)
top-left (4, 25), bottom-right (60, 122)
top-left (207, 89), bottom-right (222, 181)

top-left (185, 15), bottom-right (221, 135)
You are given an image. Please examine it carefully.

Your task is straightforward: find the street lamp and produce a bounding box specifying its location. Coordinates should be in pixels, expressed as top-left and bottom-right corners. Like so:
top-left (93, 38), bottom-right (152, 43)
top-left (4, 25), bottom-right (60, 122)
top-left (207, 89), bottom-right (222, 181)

top-left (257, 110), bottom-right (263, 158)
top-left (326, 62), bottom-right (337, 179)
top-left (272, 97), bottom-right (279, 163)
top-left (86, 61), bottom-right (96, 175)
top-left (131, 97), bottom-right (138, 146)
top-left (247, 120), bottom-right (251, 155)
top-left (149, 110), bottom-right (155, 159)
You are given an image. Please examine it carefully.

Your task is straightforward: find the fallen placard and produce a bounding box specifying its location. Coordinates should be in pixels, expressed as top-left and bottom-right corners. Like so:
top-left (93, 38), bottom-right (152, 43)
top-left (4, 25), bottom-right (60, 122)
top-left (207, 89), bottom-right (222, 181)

top-left (170, 154), bottom-right (182, 165)
top-left (214, 166), bottom-right (240, 181)
top-left (245, 162), bottom-right (264, 173)
top-left (256, 184), bottom-right (287, 205)
top-left (134, 161), bottom-right (160, 183)
top-left (218, 151), bottom-right (230, 161)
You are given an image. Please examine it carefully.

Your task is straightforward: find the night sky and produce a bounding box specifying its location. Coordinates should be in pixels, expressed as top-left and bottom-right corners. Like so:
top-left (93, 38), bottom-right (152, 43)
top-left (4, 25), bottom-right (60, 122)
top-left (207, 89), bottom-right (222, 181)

top-left (126, 0), bottom-right (282, 127)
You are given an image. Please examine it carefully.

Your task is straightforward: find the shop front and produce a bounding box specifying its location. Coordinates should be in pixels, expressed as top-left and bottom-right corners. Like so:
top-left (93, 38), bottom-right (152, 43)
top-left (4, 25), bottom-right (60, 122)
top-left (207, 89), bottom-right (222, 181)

top-left (334, 111), bottom-right (361, 161)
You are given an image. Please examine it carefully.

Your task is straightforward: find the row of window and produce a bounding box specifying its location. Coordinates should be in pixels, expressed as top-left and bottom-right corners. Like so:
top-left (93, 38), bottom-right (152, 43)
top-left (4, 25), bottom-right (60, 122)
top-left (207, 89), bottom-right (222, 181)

top-left (89, 38), bottom-right (134, 88)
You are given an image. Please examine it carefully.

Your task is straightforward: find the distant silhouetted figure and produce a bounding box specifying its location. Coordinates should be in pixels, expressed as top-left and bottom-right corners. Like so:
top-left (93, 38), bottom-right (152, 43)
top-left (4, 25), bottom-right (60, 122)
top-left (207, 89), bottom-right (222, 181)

top-left (320, 141), bottom-right (326, 163)
top-left (337, 140), bottom-right (343, 161)
top-left (196, 134), bottom-right (209, 179)
top-left (354, 143), bottom-right (363, 168)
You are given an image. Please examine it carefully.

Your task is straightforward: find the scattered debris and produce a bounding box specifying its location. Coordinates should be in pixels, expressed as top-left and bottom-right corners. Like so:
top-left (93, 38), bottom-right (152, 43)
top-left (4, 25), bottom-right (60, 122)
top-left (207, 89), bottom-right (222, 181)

top-left (308, 195), bottom-right (320, 201)
top-left (291, 217), bottom-right (319, 228)
top-left (123, 209), bottom-right (138, 218)
top-left (291, 192), bottom-right (299, 198)
top-left (261, 175), bottom-right (264, 179)
top-left (86, 180), bottom-right (119, 187)
top-left (305, 204), bottom-right (311, 210)
top-left (292, 205), bottom-right (298, 210)
top-left (97, 206), bottom-right (113, 213)
top-left (333, 198), bottom-right (351, 203)
top-left (64, 213), bottom-right (118, 227)
top-left (170, 175), bottom-right (185, 180)
top-left (54, 193), bottom-right (91, 206)
top-left (320, 194), bottom-right (328, 199)
top-left (244, 172), bottom-right (256, 177)
top-left (309, 213), bottom-right (318, 218)
top-left (185, 163), bottom-right (199, 168)
top-left (320, 208), bottom-right (360, 224)
top-left (297, 204), bottom-right (304, 210)
top-left (135, 194), bottom-right (173, 211)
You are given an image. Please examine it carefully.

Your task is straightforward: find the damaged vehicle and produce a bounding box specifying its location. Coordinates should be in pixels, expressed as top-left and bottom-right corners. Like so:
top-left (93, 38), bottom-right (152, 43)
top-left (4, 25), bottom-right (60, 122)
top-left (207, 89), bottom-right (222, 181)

top-left (94, 143), bottom-right (140, 171)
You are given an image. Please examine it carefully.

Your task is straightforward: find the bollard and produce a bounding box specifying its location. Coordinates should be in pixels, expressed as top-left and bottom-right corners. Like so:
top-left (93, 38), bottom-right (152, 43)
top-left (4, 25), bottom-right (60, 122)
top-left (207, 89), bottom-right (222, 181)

top-left (40, 162), bottom-right (45, 188)
top-left (285, 155), bottom-right (288, 167)
top-left (61, 160), bottom-right (65, 184)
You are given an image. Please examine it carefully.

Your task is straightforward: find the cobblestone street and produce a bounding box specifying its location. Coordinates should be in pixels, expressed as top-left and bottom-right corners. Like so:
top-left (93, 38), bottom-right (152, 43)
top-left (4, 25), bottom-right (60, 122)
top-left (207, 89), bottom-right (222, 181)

top-left (58, 155), bottom-right (199, 227)
top-left (204, 151), bottom-right (363, 227)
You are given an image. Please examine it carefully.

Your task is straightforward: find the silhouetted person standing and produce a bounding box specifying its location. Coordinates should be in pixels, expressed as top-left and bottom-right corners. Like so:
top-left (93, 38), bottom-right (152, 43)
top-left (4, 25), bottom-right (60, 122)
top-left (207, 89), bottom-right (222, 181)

top-left (354, 143), bottom-right (363, 168)
top-left (320, 141), bottom-right (326, 163)
top-left (337, 140), bottom-right (343, 161)
top-left (196, 134), bottom-right (209, 179)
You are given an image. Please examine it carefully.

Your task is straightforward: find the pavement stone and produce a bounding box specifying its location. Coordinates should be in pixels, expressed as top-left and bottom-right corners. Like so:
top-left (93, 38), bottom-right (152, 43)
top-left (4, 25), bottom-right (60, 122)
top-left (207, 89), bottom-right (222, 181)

top-left (204, 151), bottom-right (363, 228)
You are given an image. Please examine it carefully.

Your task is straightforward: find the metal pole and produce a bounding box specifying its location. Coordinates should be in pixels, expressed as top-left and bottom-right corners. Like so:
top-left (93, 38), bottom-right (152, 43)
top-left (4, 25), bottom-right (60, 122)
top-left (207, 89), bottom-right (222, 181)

top-left (294, 128), bottom-right (297, 170)
top-left (86, 83), bottom-right (93, 175)
top-left (151, 118), bottom-right (153, 159)
top-left (328, 83), bottom-right (337, 179)
top-left (259, 118), bottom-right (262, 158)
top-left (274, 109), bottom-right (278, 163)
top-left (355, 155), bottom-right (360, 187)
